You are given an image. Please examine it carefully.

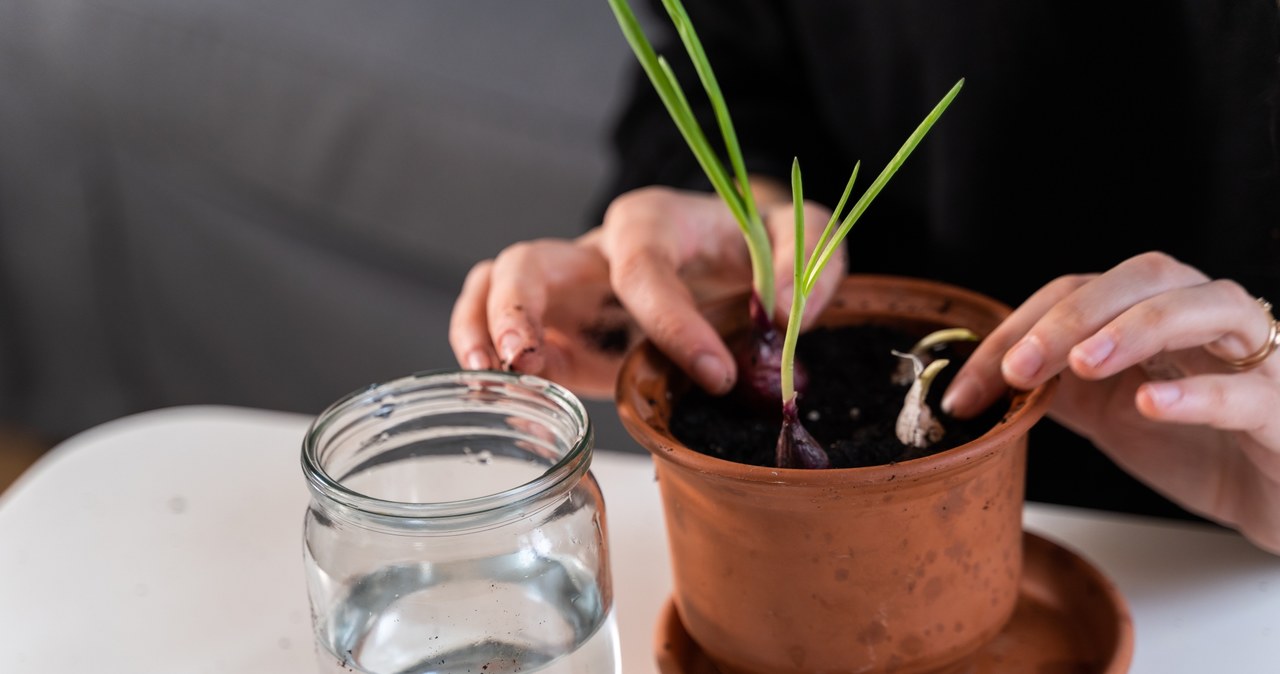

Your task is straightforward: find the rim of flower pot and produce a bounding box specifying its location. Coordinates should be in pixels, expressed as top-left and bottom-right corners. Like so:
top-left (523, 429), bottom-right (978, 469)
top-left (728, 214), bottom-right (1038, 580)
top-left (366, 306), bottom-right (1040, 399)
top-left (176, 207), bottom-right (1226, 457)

top-left (615, 273), bottom-right (1058, 488)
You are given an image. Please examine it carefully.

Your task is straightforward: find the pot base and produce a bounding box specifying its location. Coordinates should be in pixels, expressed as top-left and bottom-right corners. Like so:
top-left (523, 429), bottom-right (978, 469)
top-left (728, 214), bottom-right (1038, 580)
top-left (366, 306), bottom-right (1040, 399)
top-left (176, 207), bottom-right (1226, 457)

top-left (654, 531), bottom-right (1134, 674)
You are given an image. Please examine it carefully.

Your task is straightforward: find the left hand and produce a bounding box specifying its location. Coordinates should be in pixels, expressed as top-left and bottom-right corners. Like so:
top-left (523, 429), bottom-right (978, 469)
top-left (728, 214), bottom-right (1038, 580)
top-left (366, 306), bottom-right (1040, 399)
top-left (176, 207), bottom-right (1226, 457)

top-left (942, 251), bottom-right (1280, 554)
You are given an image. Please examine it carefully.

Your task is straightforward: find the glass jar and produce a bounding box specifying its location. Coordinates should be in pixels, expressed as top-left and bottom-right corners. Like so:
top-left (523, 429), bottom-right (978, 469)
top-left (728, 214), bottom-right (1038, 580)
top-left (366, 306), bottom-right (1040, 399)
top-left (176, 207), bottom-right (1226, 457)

top-left (301, 370), bottom-right (617, 674)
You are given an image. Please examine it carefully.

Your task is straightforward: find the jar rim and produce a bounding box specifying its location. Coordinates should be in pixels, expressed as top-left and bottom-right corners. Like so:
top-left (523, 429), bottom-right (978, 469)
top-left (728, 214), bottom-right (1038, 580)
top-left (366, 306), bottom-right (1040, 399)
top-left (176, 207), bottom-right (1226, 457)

top-left (301, 369), bottom-right (593, 521)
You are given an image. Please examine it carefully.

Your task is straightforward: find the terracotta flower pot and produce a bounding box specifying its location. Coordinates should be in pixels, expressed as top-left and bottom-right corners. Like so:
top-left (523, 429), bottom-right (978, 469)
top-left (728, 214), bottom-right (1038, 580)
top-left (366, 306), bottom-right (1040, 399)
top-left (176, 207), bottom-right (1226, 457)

top-left (615, 274), bottom-right (1058, 674)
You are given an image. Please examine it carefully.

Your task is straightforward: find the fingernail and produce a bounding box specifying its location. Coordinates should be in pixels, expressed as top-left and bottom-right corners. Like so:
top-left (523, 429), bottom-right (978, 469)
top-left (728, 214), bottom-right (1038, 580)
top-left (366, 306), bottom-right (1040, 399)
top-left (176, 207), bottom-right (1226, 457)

top-left (498, 332), bottom-right (523, 365)
top-left (1142, 382), bottom-right (1182, 409)
top-left (1003, 338), bottom-right (1044, 383)
top-left (1072, 334), bottom-right (1115, 370)
top-left (466, 351), bottom-right (490, 371)
top-left (692, 354), bottom-right (732, 395)
top-left (941, 377), bottom-right (977, 418)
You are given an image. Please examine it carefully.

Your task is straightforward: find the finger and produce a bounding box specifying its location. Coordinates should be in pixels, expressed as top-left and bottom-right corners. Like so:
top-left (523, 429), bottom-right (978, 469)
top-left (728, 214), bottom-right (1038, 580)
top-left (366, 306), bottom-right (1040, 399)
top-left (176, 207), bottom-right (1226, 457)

top-left (942, 273), bottom-right (1093, 418)
top-left (449, 260), bottom-right (499, 370)
top-left (607, 244), bottom-right (736, 394)
top-left (769, 201), bottom-right (845, 330)
top-left (601, 195), bottom-right (739, 394)
top-left (1127, 370), bottom-right (1280, 550)
top-left (486, 242), bottom-right (550, 374)
top-left (1001, 252), bottom-right (1209, 390)
top-left (947, 253), bottom-right (1209, 418)
top-left (1068, 279), bottom-right (1269, 380)
top-left (1204, 288), bottom-right (1279, 366)
top-left (1136, 372), bottom-right (1280, 450)
top-left (1136, 372), bottom-right (1280, 432)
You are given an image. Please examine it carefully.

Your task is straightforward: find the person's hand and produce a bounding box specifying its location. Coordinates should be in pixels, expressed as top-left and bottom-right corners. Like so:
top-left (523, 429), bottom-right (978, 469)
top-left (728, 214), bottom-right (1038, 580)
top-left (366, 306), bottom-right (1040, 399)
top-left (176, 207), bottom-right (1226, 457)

top-left (448, 182), bottom-right (845, 399)
top-left (943, 252), bottom-right (1280, 554)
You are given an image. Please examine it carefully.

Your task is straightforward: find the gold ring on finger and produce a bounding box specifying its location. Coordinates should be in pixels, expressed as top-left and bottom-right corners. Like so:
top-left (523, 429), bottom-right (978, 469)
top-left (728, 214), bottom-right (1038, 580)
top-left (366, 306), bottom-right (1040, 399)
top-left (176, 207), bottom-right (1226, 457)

top-left (1223, 297), bottom-right (1280, 370)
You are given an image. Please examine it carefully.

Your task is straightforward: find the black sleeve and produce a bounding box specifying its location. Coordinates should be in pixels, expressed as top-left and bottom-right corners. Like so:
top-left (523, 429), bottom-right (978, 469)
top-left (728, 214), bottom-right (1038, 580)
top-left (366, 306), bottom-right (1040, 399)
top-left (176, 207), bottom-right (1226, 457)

top-left (589, 0), bottom-right (828, 223)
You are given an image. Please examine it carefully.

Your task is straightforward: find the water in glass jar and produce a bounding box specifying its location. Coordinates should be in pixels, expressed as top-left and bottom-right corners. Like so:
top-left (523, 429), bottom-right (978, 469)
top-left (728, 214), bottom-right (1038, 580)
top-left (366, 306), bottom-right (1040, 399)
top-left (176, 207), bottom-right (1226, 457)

top-left (313, 552), bottom-right (619, 674)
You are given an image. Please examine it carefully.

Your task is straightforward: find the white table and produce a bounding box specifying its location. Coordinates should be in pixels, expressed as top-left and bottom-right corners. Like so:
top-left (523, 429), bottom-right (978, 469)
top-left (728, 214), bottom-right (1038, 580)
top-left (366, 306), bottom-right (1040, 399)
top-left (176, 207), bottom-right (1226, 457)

top-left (0, 406), bottom-right (1277, 673)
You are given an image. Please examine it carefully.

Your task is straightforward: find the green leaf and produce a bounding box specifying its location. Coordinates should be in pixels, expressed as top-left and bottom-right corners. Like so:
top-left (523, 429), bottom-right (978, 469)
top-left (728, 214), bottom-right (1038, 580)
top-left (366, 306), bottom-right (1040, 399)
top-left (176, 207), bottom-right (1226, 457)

top-left (781, 158), bottom-right (806, 403)
top-left (804, 78), bottom-right (965, 292)
top-left (607, 0), bottom-right (775, 313)
top-left (660, 0), bottom-right (760, 225)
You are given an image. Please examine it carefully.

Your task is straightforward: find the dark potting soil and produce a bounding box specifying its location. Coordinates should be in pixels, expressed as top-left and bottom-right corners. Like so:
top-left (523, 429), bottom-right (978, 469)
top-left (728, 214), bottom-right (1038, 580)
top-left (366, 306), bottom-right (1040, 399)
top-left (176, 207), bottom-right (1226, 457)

top-left (669, 323), bottom-right (1011, 469)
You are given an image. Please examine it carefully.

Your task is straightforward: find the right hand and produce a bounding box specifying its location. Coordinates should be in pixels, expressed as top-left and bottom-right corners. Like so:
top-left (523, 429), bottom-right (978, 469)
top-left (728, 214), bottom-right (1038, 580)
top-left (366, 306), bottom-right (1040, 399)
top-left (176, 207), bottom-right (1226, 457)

top-left (448, 183), bottom-right (846, 399)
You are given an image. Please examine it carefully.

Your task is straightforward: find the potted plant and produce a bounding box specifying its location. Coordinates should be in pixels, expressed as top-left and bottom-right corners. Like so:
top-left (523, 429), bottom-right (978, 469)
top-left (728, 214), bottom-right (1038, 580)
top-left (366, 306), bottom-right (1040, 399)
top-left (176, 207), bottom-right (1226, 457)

top-left (617, 276), bottom-right (1055, 674)
top-left (606, 1), bottom-right (1059, 672)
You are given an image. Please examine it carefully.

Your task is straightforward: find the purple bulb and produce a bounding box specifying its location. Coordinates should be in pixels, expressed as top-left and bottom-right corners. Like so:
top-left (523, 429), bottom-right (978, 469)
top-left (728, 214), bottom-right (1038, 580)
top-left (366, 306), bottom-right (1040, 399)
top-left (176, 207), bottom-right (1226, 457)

top-left (732, 293), bottom-right (808, 413)
top-left (775, 398), bottom-right (830, 469)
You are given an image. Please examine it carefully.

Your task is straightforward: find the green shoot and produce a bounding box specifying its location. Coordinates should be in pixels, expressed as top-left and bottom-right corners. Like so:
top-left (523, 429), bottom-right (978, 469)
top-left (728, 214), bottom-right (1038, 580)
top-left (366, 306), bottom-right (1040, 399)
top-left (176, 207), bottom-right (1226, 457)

top-left (606, 0), bottom-right (775, 315)
top-left (800, 79), bottom-right (965, 295)
top-left (780, 79), bottom-right (965, 406)
top-left (608, 0), bottom-right (967, 464)
top-left (892, 327), bottom-right (981, 386)
top-left (780, 159), bottom-right (806, 405)
top-left (776, 81), bottom-right (962, 467)
top-left (911, 327), bottom-right (981, 353)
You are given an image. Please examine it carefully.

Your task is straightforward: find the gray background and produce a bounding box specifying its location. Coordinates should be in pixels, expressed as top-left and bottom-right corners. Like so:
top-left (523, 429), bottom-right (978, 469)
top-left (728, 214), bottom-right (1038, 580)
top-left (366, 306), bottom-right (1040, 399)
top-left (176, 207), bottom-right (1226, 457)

top-left (0, 0), bottom-right (658, 451)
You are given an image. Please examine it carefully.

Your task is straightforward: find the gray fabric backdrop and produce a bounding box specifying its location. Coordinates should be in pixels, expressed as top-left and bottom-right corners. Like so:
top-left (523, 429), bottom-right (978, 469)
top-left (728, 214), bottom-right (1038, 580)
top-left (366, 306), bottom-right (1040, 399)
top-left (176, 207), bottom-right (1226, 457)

top-left (0, 0), bottom-right (651, 451)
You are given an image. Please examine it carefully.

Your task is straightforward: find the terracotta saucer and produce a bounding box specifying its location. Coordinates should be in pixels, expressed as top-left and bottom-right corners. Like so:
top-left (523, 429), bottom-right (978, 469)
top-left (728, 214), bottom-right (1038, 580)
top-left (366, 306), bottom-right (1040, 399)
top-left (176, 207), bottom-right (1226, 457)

top-left (655, 531), bottom-right (1134, 674)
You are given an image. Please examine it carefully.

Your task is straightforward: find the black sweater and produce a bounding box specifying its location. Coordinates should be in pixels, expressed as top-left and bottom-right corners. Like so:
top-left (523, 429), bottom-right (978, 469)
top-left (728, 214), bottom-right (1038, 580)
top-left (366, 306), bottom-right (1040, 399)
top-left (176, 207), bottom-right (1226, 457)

top-left (594, 0), bottom-right (1280, 520)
